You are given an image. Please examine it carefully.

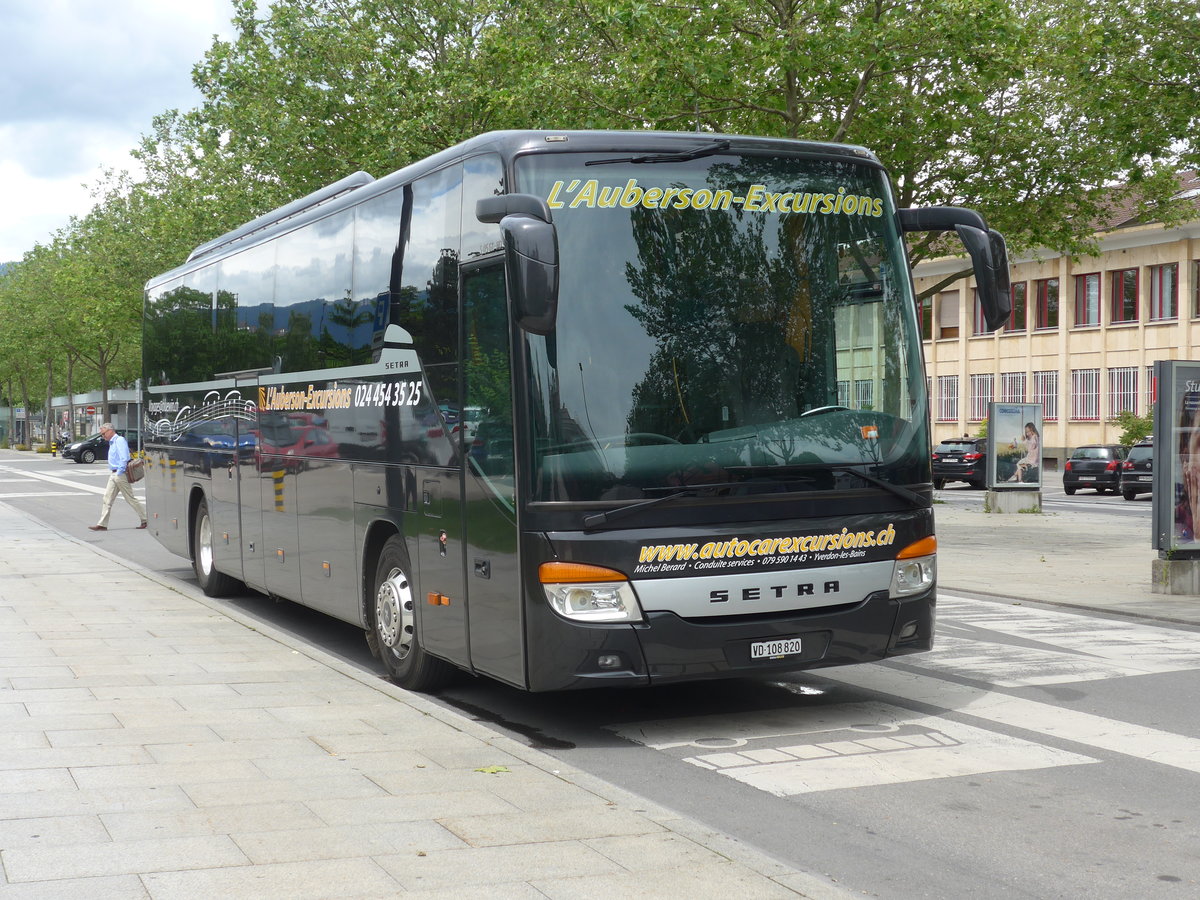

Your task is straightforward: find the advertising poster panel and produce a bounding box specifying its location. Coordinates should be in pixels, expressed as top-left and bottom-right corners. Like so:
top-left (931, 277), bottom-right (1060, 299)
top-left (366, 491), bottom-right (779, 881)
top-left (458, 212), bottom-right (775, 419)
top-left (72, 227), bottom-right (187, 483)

top-left (1154, 361), bottom-right (1200, 555)
top-left (987, 402), bottom-right (1043, 490)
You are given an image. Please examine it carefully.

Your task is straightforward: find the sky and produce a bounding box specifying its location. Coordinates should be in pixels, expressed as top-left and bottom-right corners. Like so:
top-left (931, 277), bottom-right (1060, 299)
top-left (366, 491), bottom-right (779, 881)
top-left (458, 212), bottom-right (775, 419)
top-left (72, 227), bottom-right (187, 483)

top-left (0, 0), bottom-right (239, 263)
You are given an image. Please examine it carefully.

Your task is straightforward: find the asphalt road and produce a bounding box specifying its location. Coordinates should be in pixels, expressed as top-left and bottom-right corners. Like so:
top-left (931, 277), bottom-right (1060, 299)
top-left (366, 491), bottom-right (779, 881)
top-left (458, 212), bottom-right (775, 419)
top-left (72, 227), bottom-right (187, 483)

top-left (3, 452), bottom-right (1198, 898)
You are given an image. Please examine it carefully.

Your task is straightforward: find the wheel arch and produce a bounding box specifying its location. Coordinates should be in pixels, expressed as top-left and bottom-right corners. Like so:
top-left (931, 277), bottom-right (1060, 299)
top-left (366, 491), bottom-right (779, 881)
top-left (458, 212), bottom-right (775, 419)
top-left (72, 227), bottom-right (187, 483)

top-left (360, 516), bottom-right (408, 626)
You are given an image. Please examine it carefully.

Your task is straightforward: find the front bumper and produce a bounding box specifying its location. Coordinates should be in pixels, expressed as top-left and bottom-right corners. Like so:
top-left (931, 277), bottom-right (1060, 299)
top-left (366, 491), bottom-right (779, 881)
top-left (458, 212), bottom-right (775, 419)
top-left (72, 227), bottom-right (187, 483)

top-left (525, 588), bottom-right (935, 691)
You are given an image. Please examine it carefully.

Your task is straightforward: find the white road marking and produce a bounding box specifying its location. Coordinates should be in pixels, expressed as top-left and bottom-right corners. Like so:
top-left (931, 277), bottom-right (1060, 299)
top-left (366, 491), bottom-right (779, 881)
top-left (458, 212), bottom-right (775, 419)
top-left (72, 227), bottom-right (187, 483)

top-left (613, 701), bottom-right (1095, 796)
top-left (0, 465), bottom-right (119, 497)
top-left (613, 601), bottom-right (1200, 796)
top-left (0, 492), bottom-right (91, 498)
top-left (817, 665), bottom-right (1200, 776)
top-left (931, 594), bottom-right (1200, 685)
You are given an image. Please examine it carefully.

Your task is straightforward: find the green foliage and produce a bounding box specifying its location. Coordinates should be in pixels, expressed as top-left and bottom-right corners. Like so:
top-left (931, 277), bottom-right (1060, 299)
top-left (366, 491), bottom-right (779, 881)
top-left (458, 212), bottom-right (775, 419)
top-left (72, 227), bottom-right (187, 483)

top-left (1110, 410), bottom-right (1154, 446)
top-left (2, 0), bottom-right (1198, 394)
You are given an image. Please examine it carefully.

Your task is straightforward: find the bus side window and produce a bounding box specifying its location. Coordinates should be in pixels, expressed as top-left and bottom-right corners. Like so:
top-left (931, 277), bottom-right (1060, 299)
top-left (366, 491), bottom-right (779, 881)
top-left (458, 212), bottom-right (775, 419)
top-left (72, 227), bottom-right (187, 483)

top-left (395, 165), bottom-right (463, 416)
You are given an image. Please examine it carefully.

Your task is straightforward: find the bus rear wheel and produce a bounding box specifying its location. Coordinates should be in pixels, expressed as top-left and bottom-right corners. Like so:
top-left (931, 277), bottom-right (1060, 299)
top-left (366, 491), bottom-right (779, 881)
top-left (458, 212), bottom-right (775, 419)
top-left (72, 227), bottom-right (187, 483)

top-left (368, 536), bottom-right (454, 691)
top-left (192, 496), bottom-right (240, 597)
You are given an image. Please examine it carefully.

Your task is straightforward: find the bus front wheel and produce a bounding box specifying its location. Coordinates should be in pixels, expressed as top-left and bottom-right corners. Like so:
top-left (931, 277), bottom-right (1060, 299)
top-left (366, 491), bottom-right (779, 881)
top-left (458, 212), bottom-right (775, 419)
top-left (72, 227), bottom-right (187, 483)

top-left (368, 536), bottom-right (454, 691)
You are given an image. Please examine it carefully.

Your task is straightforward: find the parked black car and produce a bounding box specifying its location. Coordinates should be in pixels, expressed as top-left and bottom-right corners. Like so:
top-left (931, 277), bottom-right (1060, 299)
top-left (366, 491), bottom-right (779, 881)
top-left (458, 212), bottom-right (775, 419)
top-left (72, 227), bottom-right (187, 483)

top-left (932, 437), bottom-right (987, 489)
top-left (1119, 439), bottom-right (1154, 501)
top-left (62, 430), bottom-right (140, 464)
top-left (1063, 443), bottom-right (1127, 495)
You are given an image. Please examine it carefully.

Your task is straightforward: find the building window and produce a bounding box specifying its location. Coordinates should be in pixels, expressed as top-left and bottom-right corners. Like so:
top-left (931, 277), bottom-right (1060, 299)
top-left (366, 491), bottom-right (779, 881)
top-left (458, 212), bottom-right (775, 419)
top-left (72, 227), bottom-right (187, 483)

top-left (1070, 368), bottom-right (1101, 421)
top-left (1110, 268), bottom-right (1138, 323)
top-left (1006, 282), bottom-right (1027, 332)
top-left (1193, 261), bottom-right (1200, 318)
top-left (969, 373), bottom-right (994, 421)
top-left (936, 375), bottom-right (959, 422)
top-left (1035, 278), bottom-right (1059, 329)
top-left (1107, 366), bottom-right (1138, 416)
top-left (938, 290), bottom-right (960, 339)
top-left (854, 379), bottom-right (874, 410)
top-left (1149, 263), bottom-right (1178, 320)
top-left (1074, 273), bottom-right (1100, 327)
top-left (972, 289), bottom-right (988, 335)
top-left (1034, 370), bottom-right (1059, 421)
top-left (919, 295), bottom-right (932, 340)
top-left (1001, 372), bottom-right (1027, 403)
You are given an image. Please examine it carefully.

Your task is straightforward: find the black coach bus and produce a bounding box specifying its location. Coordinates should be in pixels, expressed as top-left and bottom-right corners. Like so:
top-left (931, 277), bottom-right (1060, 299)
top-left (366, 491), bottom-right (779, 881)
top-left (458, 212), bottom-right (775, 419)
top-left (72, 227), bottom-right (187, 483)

top-left (142, 130), bottom-right (1009, 691)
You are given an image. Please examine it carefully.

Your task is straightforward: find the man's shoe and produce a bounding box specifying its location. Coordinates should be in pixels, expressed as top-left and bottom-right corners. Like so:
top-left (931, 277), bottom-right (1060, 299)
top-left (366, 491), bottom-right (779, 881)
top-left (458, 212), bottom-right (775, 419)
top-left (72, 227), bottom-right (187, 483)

top-left (136, 522), bottom-right (148, 529)
top-left (88, 525), bottom-right (107, 531)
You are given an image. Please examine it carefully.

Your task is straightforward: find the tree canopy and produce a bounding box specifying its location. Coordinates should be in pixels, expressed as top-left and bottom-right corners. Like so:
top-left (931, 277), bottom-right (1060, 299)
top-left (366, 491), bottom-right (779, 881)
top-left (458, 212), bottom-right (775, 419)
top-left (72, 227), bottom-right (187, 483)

top-left (2, 0), bottom-right (1196, 407)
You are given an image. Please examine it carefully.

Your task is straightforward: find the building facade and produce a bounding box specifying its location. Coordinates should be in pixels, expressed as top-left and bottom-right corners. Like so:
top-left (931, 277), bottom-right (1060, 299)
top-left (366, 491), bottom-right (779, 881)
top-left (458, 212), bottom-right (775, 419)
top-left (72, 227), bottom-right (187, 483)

top-left (913, 175), bottom-right (1200, 469)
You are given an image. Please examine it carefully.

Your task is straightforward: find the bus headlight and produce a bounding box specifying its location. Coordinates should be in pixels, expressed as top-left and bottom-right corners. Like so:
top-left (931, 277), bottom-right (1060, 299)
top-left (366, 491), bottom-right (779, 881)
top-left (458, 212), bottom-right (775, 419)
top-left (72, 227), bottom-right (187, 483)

top-left (539, 561), bottom-right (644, 623)
top-left (890, 535), bottom-right (936, 598)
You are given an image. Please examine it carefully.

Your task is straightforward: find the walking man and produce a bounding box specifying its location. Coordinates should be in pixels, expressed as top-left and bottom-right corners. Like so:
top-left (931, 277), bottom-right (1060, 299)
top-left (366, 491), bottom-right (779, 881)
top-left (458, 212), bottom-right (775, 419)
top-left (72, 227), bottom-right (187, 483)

top-left (89, 423), bottom-right (147, 531)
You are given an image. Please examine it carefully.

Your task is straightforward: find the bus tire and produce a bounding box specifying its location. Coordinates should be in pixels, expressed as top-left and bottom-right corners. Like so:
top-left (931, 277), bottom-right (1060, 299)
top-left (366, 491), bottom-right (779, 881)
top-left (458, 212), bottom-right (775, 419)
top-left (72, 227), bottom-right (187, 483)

top-left (369, 536), bottom-right (454, 691)
top-left (192, 496), bottom-right (240, 598)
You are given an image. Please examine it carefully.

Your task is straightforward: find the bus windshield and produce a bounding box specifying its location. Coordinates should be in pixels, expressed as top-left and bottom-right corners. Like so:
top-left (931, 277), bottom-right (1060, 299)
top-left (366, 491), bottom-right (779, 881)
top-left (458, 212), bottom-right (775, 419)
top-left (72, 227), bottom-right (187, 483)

top-left (514, 150), bottom-right (928, 505)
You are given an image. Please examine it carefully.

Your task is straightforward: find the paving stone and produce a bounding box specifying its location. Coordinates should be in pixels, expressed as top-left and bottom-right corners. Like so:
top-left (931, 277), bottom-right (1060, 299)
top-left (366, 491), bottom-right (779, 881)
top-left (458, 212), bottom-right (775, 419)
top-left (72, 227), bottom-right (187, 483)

top-left (377, 839), bottom-right (621, 891)
top-left (230, 819), bottom-right (466, 864)
top-left (1, 834), bottom-right (248, 881)
top-left (306, 790), bottom-right (517, 826)
top-left (140, 858), bottom-right (402, 899)
top-left (0, 786), bottom-right (196, 820)
top-left (101, 802), bottom-right (325, 841)
top-left (0, 874), bottom-right (150, 899)
top-left (184, 774), bottom-right (386, 808)
top-left (0, 768), bottom-right (76, 793)
top-left (531, 864), bottom-right (802, 899)
top-left (441, 805), bottom-right (665, 847)
top-left (0, 814), bottom-right (110, 848)
top-left (71, 759), bottom-right (263, 790)
top-left (49, 725), bottom-right (221, 749)
top-left (0, 745), bottom-right (155, 771)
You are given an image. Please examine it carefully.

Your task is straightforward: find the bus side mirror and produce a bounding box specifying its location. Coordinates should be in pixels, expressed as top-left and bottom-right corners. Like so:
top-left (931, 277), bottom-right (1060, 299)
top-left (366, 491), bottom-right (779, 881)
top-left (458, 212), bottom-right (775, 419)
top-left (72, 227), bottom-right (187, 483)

top-left (899, 207), bottom-right (1011, 331)
top-left (477, 195), bottom-right (560, 335)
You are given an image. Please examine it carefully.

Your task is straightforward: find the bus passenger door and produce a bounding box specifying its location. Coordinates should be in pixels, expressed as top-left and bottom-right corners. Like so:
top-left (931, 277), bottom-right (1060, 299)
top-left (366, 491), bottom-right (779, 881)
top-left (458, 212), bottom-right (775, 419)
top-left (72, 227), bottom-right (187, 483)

top-left (460, 260), bottom-right (524, 687)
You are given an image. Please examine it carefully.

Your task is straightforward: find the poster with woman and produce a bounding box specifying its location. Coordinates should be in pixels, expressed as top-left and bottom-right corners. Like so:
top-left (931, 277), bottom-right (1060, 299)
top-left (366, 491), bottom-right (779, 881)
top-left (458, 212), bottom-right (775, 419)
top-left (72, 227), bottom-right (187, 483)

top-left (987, 402), bottom-right (1042, 490)
top-left (1151, 361), bottom-right (1200, 555)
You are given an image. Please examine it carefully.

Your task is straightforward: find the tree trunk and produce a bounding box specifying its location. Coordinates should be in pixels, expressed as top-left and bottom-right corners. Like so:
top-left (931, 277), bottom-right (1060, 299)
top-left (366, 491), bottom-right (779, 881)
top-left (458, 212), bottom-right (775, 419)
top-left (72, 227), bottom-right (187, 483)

top-left (45, 359), bottom-right (54, 449)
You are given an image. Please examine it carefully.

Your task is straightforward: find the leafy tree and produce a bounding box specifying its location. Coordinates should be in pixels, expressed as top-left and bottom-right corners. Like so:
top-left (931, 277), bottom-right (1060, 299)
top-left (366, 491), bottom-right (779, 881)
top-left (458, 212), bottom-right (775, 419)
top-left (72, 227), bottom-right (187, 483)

top-left (132, 0), bottom-right (1196, 303)
top-left (1110, 410), bottom-right (1153, 446)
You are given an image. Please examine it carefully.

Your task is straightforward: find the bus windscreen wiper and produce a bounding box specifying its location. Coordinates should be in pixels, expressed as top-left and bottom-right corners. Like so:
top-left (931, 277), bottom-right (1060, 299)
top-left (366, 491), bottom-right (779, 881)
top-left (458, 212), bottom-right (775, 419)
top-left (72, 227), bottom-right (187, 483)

top-left (829, 465), bottom-right (925, 508)
top-left (585, 139), bottom-right (731, 167)
top-left (724, 463), bottom-right (926, 509)
top-left (581, 474), bottom-right (831, 530)
top-left (582, 488), bottom-right (701, 530)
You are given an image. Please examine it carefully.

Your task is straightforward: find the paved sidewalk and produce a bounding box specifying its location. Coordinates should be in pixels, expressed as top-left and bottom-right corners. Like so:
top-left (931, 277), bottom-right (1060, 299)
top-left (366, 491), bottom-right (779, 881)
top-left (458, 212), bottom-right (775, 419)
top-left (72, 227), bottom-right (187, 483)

top-left (0, 502), bottom-right (846, 899)
top-left (935, 476), bottom-right (1200, 627)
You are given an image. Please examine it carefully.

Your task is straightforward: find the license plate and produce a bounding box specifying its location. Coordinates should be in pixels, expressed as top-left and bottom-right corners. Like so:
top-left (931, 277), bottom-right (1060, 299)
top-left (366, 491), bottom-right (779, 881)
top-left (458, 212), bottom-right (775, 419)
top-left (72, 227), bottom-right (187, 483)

top-left (750, 638), bottom-right (803, 660)
top-left (1136, 475), bottom-right (1151, 482)
top-left (1079, 476), bottom-right (1095, 482)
